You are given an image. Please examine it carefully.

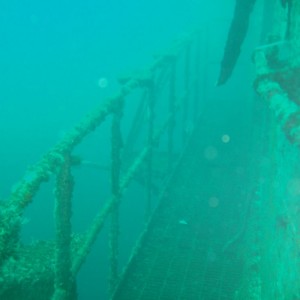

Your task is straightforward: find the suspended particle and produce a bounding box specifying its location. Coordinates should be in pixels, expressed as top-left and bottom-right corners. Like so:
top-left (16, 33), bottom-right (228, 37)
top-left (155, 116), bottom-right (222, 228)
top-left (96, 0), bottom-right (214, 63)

top-left (204, 146), bottom-right (218, 160)
top-left (208, 196), bottom-right (219, 208)
top-left (221, 134), bottom-right (230, 143)
top-left (98, 77), bottom-right (108, 88)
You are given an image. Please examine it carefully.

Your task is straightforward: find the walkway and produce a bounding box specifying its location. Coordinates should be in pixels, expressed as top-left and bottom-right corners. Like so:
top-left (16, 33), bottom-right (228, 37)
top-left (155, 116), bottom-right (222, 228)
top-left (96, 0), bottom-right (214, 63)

top-left (113, 104), bottom-right (250, 299)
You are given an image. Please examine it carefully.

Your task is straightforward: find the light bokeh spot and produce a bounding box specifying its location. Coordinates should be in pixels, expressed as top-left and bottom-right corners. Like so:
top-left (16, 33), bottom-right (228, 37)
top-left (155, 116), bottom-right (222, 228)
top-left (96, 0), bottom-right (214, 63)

top-left (221, 134), bottom-right (230, 143)
top-left (98, 77), bottom-right (108, 88)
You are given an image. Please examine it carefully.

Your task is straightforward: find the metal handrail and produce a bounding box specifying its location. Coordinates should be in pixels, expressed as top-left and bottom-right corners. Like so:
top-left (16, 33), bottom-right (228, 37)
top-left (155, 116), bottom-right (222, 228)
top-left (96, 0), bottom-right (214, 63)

top-left (0, 30), bottom-right (203, 299)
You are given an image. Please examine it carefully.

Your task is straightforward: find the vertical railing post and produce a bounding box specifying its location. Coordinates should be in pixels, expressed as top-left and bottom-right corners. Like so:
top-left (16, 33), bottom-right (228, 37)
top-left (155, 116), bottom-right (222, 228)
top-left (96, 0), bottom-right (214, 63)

top-left (182, 44), bottom-right (191, 144)
top-left (109, 98), bottom-right (123, 296)
top-left (52, 154), bottom-right (75, 300)
top-left (193, 34), bottom-right (202, 125)
top-left (146, 80), bottom-right (155, 220)
top-left (168, 60), bottom-right (176, 170)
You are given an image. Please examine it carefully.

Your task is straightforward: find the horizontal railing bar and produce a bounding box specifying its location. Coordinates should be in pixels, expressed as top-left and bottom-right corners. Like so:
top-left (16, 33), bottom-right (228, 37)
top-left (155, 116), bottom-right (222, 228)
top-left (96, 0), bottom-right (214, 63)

top-left (0, 29), bottom-right (198, 276)
top-left (5, 32), bottom-right (197, 215)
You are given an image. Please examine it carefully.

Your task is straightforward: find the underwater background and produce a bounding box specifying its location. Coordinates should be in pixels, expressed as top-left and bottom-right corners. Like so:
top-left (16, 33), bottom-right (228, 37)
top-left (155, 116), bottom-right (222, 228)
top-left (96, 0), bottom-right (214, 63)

top-left (0, 0), bottom-right (266, 299)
